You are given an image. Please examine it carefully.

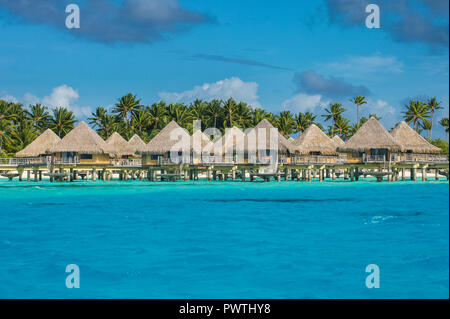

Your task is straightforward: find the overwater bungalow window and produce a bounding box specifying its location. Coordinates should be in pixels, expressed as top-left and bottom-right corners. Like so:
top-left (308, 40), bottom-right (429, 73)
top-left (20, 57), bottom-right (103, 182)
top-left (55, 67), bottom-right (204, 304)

top-left (370, 149), bottom-right (388, 156)
top-left (80, 154), bottom-right (93, 160)
top-left (151, 155), bottom-right (159, 160)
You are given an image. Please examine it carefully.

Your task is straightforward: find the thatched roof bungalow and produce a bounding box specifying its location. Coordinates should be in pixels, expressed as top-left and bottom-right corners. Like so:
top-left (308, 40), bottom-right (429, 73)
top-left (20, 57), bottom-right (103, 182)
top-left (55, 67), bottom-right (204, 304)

top-left (331, 135), bottom-right (345, 148)
top-left (390, 122), bottom-right (441, 154)
top-left (191, 130), bottom-right (214, 164)
top-left (293, 124), bottom-right (337, 155)
top-left (212, 126), bottom-right (247, 163)
top-left (106, 132), bottom-right (135, 158)
top-left (247, 119), bottom-right (296, 154)
top-left (338, 117), bottom-right (402, 163)
top-left (16, 129), bottom-right (60, 158)
top-left (49, 121), bottom-right (112, 165)
top-left (141, 121), bottom-right (190, 165)
top-left (128, 134), bottom-right (147, 154)
top-left (291, 124), bottom-right (338, 164)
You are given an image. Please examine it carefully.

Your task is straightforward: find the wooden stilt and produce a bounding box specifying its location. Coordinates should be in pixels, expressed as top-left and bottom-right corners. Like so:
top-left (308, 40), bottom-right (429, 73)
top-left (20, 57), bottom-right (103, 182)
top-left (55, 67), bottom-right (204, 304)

top-left (421, 168), bottom-right (427, 182)
top-left (411, 168), bottom-right (416, 181)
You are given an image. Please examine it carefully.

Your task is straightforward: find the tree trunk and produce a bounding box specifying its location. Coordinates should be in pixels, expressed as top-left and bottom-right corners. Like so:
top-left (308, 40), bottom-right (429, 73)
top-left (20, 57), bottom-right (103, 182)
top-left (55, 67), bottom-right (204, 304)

top-left (357, 105), bottom-right (359, 124)
top-left (430, 111), bottom-right (434, 140)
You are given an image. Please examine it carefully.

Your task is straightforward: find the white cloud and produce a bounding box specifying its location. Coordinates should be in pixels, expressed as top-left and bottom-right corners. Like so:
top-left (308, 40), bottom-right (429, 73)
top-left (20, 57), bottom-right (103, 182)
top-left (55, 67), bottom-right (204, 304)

top-left (23, 93), bottom-right (40, 106)
top-left (1, 85), bottom-right (92, 118)
top-left (321, 53), bottom-right (404, 78)
top-left (0, 94), bottom-right (18, 103)
top-left (158, 77), bottom-right (261, 108)
top-left (41, 85), bottom-right (92, 118)
top-left (368, 99), bottom-right (396, 117)
top-left (282, 93), bottom-right (329, 113)
top-left (42, 85), bottom-right (79, 109)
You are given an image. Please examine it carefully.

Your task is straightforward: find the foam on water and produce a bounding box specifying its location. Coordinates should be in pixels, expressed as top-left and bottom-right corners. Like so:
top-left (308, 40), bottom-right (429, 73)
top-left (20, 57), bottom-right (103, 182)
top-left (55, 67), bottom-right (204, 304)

top-left (0, 178), bottom-right (448, 298)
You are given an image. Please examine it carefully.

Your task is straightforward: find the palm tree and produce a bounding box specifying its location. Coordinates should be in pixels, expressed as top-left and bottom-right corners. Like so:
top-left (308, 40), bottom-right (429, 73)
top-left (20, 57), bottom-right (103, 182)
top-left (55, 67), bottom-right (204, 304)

top-left (189, 99), bottom-right (206, 128)
top-left (0, 119), bottom-right (12, 153)
top-left (223, 98), bottom-right (237, 127)
top-left (294, 112), bottom-right (317, 134)
top-left (422, 119), bottom-right (432, 140)
top-left (113, 93), bottom-right (142, 125)
top-left (402, 100), bottom-right (431, 132)
top-left (251, 108), bottom-right (267, 126)
top-left (0, 100), bottom-right (12, 121)
top-left (5, 102), bottom-right (24, 125)
top-left (425, 97), bottom-right (443, 139)
top-left (172, 107), bottom-right (193, 129)
top-left (235, 102), bottom-right (252, 129)
top-left (350, 96), bottom-right (367, 124)
top-left (96, 114), bottom-right (118, 140)
top-left (48, 107), bottom-right (76, 137)
top-left (439, 117), bottom-right (449, 142)
top-left (5, 119), bottom-right (39, 154)
top-left (334, 115), bottom-right (351, 138)
top-left (88, 107), bottom-right (108, 128)
top-left (131, 109), bottom-right (151, 134)
top-left (148, 102), bottom-right (168, 131)
top-left (206, 100), bottom-right (223, 128)
top-left (26, 103), bottom-right (50, 132)
top-left (277, 111), bottom-right (295, 136)
top-left (322, 103), bottom-right (346, 136)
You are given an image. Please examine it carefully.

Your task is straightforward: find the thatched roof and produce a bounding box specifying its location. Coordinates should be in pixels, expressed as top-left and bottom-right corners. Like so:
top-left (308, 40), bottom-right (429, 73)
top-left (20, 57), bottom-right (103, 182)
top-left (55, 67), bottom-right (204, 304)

top-left (49, 121), bottom-right (112, 154)
top-left (128, 134), bottom-right (146, 153)
top-left (16, 129), bottom-right (61, 157)
top-left (191, 130), bottom-right (213, 153)
top-left (332, 135), bottom-right (345, 148)
top-left (390, 122), bottom-right (441, 154)
top-left (338, 117), bottom-right (402, 152)
top-left (247, 119), bottom-right (296, 153)
top-left (142, 121), bottom-right (190, 154)
top-left (292, 124), bottom-right (337, 155)
top-left (214, 126), bottom-right (247, 154)
top-left (106, 132), bottom-right (135, 157)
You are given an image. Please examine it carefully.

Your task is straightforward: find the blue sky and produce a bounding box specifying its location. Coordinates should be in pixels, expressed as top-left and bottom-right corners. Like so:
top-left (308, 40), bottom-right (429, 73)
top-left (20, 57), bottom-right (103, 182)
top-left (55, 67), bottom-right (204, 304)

top-left (0, 0), bottom-right (448, 137)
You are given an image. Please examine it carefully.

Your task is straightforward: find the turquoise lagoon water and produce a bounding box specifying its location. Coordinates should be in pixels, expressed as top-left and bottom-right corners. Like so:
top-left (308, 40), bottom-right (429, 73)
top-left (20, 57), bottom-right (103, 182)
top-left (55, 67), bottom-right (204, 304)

top-left (0, 178), bottom-right (448, 299)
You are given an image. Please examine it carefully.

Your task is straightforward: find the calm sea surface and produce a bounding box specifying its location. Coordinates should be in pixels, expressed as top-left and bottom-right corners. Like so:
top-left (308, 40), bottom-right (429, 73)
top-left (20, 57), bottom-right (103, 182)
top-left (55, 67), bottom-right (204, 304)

top-left (0, 178), bottom-right (448, 298)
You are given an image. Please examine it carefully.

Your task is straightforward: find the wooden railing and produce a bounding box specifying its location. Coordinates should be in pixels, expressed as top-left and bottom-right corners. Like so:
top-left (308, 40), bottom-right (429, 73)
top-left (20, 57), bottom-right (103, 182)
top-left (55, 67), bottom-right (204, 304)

top-left (398, 153), bottom-right (449, 163)
top-left (291, 155), bottom-right (344, 164)
top-left (362, 154), bottom-right (399, 163)
top-left (112, 159), bottom-right (142, 167)
top-left (157, 156), bottom-right (192, 165)
top-left (51, 158), bottom-right (80, 165)
top-left (0, 157), bottom-right (48, 166)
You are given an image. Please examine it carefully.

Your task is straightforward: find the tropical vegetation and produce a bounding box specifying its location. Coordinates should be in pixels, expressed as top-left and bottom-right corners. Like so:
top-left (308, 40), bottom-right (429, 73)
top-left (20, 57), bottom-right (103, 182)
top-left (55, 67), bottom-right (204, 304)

top-left (0, 94), bottom-right (448, 156)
